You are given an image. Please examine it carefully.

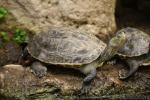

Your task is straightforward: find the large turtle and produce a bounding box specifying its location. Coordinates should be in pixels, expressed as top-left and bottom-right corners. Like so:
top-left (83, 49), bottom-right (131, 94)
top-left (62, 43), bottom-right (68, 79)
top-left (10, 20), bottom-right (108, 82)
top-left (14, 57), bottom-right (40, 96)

top-left (23, 27), bottom-right (126, 94)
top-left (116, 27), bottom-right (150, 80)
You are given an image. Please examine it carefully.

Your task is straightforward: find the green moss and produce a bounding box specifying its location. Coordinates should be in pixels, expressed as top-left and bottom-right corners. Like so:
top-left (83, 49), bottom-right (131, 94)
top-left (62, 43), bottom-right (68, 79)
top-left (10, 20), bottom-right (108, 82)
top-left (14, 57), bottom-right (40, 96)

top-left (12, 29), bottom-right (29, 44)
top-left (0, 7), bottom-right (8, 19)
top-left (0, 32), bottom-right (9, 41)
top-left (0, 29), bottom-right (29, 45)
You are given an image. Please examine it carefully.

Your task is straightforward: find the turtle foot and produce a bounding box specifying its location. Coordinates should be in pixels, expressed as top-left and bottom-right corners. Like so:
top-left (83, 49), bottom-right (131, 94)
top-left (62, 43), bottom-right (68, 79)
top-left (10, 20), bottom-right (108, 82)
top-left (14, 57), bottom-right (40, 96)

top-left (33, 67), bottom-right (47, 78)
top-left (31, 62), bottom-right (47, 78)
top-left (107, 59), bottom-right (116, 65)
top-left (79, 81), bottom-right (91, 96)
top-left (118, 69), bottom-right (129, 80)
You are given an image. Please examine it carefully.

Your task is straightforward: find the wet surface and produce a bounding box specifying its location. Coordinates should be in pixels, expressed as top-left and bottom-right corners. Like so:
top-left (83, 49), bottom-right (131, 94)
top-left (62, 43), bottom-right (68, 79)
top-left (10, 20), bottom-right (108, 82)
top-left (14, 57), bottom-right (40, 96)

top-left (0, 62), bottom-right (149, 99)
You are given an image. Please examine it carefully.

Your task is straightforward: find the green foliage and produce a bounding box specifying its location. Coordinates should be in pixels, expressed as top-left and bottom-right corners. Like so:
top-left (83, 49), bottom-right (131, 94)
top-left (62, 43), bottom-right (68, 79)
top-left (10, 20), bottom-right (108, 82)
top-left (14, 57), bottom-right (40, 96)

top-left (0, 32), bottom-right (9, 41)
top-left (0, 7), bottom-right (29, 45)
top-left (0, 7), bottom-right (8, 19)
top-left (13, 29), bottom-right (29, 44)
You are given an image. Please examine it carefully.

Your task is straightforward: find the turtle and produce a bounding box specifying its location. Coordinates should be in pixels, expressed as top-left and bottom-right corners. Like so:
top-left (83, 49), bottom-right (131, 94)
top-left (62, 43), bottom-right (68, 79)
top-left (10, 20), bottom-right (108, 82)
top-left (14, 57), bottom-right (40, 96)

top-left (22, 27), bottom-right (126, 94)
top-left (116, 27), bottom-right (150, 80)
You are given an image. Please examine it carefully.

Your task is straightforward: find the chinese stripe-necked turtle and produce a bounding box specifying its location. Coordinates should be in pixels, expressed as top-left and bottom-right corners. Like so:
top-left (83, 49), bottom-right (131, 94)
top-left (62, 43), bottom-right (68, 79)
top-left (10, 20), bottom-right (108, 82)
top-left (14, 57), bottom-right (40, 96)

top-left (23, 27), bottom-right (126, 94)
top-left (116, 27), bottom-right (150, 79)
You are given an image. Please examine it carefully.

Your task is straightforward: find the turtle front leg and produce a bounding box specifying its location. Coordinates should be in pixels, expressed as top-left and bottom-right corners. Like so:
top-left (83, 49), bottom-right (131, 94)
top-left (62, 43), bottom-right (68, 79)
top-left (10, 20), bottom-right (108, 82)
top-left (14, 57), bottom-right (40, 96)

top-left (31, 61), bottom-right (47, 77)
top-left (79, 62), bottom-right (97, 95)
top-left (119, 60), bottom-right (139, 80)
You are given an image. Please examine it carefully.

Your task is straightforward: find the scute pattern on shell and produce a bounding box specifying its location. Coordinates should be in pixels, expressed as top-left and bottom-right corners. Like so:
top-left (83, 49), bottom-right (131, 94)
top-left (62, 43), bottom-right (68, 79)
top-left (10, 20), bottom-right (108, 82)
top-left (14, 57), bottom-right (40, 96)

top-left (27, 28), bottom-right (106, 65)
top-left (117, 27), bottom-right (150, 57)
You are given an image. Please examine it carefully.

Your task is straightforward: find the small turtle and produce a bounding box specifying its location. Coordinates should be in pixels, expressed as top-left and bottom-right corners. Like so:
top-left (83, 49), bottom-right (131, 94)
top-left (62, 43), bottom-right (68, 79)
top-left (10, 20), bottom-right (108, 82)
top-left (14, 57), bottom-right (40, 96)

top-left (22, 27), bottom-right (126, 94)
top-left (116, 27), bottom-right (150, 80)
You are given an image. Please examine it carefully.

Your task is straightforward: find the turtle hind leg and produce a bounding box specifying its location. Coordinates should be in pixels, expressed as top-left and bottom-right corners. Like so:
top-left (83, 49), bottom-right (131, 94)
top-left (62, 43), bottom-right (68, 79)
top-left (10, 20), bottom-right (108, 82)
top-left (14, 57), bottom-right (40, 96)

top-left (80, 69), bottom-right (96, 95)
top-left (79, 62), bottom-right (97, 95)
top-left (119, 60), bottom-right (139, 80)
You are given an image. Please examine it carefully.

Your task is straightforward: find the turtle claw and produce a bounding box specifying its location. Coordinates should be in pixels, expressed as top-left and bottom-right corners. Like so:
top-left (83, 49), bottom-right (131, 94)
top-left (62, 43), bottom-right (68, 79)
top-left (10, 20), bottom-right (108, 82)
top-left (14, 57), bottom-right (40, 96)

top-left (107, 59), bottom-right (116, 65)
top-left (79, 82), bottom-right (91, 96)
top-left (31, 62), bottom-right (47, 78)
top-left (33, 68), bottom-right (47, 78)
top-left (118, 69), bottom-right (128, 80)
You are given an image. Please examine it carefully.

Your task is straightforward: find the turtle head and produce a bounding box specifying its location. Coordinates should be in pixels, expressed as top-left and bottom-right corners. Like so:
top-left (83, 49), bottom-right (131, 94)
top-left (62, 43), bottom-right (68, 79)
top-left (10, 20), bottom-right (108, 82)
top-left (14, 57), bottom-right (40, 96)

top-left (98, 31), bottom-right (126, 64)
top-left (109, 31), bottom-right (126, 49)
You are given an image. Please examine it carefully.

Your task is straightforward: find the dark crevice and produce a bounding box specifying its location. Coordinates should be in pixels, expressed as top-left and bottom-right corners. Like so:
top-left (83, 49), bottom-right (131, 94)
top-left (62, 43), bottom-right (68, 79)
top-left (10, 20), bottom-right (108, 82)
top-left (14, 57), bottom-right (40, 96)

top-left (115, 0), bottom-right (150, 34)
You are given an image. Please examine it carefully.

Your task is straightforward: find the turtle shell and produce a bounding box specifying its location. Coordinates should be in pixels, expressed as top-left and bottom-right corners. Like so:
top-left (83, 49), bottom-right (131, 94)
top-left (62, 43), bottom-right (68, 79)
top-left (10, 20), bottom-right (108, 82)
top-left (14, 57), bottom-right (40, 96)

top-left (117, 27), bottom-right (150, 57)
top-left (27, 27), bottom-right (106, 66)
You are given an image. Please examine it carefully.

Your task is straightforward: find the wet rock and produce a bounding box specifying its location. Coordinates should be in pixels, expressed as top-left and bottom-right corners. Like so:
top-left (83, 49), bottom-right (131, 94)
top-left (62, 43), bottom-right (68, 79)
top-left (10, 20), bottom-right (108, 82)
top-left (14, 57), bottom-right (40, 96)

top-left (0, 0), bottom-right (116, 40)
top-left (0, 64), bottom-right (149, 99)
